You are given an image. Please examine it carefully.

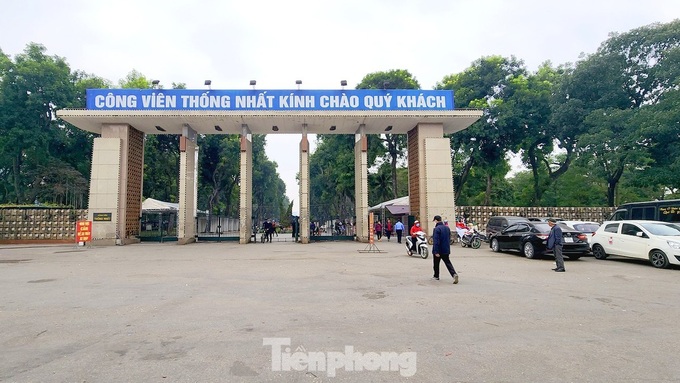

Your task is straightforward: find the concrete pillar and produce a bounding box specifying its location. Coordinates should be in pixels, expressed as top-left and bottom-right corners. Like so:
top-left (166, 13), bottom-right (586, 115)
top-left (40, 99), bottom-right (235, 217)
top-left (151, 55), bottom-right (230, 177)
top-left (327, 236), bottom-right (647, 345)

top-left (239, 125), bottom-right (253, 244)
top-left (354, 125), bottom-right (369, 242)
top-left (299, 126), bottom-right (310, 244)
top-left (88, 124), bottom-right (144, 245)
top-left (407, 122), bottom-right (455, 235)
top-left (178, 125), bottom-right (198, 244)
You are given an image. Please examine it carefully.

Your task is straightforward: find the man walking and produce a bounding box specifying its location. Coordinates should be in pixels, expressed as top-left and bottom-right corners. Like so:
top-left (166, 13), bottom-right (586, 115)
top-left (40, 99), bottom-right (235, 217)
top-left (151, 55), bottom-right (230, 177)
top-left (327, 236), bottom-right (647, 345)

top-left (547, 218), bottom-right (565, 272)
top-left (431, 215), bottom-right (459, 284)
top-left (394, 219), bottom-right (405, 244)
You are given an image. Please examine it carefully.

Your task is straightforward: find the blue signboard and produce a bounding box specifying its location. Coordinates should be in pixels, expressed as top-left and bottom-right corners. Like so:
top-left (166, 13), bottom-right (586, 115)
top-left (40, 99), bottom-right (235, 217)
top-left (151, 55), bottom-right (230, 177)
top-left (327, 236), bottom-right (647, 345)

top-left (86, 89), bottom-right (454, 111)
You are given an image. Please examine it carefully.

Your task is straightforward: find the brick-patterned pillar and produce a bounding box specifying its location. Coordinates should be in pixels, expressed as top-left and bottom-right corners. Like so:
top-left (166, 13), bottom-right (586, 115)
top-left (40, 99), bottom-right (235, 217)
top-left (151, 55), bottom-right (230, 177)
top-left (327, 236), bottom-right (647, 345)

top-left (89, 124), bottom-right (144, 245)
top-left (407, 123), bottom-right (455, 235)
top-left (178, 125), bottom-right (198, 244)
top-left (299, 127), bottom-right (310, 244)
top-left (239, 125), bottom-right (253, 244)
top-left (354, 125), bottom-right (369, 242)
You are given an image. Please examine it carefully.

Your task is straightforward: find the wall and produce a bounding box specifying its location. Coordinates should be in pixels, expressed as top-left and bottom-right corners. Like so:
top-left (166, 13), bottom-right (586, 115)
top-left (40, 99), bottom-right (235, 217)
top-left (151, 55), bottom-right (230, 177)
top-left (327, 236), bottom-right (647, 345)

top-left (1, 206), bottom-right (617, 243)
top-left (0, 208), bottom-right (88, 243)
top-left (457, 206), bottom-right (616, 230)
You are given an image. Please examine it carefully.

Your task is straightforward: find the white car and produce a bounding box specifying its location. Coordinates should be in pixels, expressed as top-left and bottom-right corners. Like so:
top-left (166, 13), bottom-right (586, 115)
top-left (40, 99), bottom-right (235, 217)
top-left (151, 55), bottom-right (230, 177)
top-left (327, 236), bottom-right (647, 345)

top-left (590, 220), bottom-right (680, 268)
top-left (560, 221), bottom-right (601, 248)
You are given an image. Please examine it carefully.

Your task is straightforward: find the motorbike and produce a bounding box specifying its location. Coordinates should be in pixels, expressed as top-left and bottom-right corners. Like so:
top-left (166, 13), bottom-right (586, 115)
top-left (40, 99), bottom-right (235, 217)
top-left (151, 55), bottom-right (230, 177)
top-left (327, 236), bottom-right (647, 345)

top-left (406, 231), bottom-right (429, 259)
top-left (459, 229), bottom-right (486, 249)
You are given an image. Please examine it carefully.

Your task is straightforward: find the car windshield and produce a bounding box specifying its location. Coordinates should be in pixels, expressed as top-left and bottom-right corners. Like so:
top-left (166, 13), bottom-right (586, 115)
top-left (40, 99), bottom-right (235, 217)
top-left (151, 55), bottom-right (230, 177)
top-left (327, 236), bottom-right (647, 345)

top-left (533, 223), bottom-right (551, 233)
top-left (639, 222), bottom-right (680, 236)
top-left (573, 224), bottom-right (600, 233)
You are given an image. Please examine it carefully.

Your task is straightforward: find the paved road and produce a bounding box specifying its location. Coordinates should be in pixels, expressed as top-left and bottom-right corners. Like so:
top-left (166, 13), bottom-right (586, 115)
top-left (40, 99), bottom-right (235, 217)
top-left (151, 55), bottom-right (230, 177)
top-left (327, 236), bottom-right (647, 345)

top-left (1, 240), bottom-right (679, 382)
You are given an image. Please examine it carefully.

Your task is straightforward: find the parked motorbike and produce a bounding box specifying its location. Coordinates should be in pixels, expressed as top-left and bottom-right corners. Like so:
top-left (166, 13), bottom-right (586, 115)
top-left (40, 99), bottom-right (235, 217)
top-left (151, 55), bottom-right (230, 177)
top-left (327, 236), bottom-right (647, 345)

top-left (406, 231), bottom-right (429, 259)
top-left (459, 229), bottom-right (485, 249)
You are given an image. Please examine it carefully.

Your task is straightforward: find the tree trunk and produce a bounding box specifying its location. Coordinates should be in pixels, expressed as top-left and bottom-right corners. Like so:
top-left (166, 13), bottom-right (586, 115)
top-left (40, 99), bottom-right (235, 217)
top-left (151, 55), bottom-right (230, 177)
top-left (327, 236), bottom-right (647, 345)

top-left (12, 154), bottom-right (22, 204)
top-left (455, 155), bottom-right (475, 202)
top-left (484, 173), bottom-right (492, 206)
top-left (528, 146), bottom-right (541, 205)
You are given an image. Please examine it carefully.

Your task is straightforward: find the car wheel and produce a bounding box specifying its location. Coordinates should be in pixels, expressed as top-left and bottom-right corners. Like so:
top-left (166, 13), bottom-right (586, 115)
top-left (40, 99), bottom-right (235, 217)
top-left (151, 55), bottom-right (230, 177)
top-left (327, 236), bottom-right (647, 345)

top-left (491, 238), bottom-right (500, 252)
top-left (568, 254), bottom-right (581, 260)
top-left (649, 250), bottom-right (670, 269)
top-left (592, 244), bottom-right (608, 260)
top-left (523, 242), bottom-right (536, 259)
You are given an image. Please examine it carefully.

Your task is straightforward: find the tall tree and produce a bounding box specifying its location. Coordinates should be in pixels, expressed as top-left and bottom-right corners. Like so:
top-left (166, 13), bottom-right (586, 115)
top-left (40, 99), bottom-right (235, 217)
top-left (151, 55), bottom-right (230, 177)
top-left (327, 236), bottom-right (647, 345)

top-left (503, 63), bottom-right (568, 205)
top-left (356, 69), bottom-right (420, 199)
top-left (0, 43), bottom-right (83, 205)
top-left (437, 55), bottom-right (528, 204)
top-left (562, 20), bottom-right (680, 205)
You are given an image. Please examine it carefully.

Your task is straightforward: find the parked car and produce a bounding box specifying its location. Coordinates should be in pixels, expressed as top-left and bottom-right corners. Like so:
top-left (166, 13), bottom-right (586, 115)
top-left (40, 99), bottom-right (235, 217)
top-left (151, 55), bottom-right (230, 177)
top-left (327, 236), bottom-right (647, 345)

top-left (560, 221), bottom-right (601, 248)
top-left (489, 221), bottom-right (590, 259)
top-left (485, 216), bottom-right (529, 238)
top-left (590, 220), bottom-right (680, 269)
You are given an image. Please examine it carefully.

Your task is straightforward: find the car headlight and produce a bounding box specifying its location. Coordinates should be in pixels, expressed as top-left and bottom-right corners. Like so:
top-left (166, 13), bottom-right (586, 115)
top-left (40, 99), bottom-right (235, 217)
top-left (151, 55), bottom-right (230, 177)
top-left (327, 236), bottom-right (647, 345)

top-left (667, 240), bottom-right (680, 250)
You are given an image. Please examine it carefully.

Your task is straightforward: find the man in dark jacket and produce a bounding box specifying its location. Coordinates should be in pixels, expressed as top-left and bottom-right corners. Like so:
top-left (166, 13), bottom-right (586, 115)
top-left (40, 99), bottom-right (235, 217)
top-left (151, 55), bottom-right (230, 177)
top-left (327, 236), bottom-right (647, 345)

top-left (547, 218), bottom-right (565, 272)
top-left (432, 215), bottom-right (459, 284)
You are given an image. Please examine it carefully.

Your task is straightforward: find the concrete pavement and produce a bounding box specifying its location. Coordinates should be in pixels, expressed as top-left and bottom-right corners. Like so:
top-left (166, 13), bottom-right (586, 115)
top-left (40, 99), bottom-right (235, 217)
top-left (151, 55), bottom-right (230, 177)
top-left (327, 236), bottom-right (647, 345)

top-left (1, 239), bottom-right (679, 382)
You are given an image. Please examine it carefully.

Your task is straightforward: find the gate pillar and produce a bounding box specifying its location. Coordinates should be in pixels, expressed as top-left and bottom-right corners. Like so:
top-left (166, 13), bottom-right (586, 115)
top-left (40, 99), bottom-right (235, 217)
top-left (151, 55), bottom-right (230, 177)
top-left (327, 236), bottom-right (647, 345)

top-left (408, 123), bottom-right (456, 235)
top-left (299, 127), bottom-right (310, 243)
top-left (88, 123), bottom-right (144, 245)
top-left (355, 125), bottom-right (369, 242)
top-left (178, 125), bottom-right (198, 244)
top-left (239, 125), bottom-right (253, 243)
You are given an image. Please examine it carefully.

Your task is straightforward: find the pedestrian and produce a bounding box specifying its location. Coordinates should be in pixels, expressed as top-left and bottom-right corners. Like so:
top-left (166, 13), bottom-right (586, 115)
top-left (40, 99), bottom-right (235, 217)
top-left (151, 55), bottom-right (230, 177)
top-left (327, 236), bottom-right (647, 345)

top-left (384, 218), bottom-right (393, 242)
top-left (431, 215), bottom-right (459, 284)
top-left (547, 218), bottom-right (565, 272)
top-left (394, 219), bottom-right (404, 243)
top-left (374, 221), bottom-right (383, 241)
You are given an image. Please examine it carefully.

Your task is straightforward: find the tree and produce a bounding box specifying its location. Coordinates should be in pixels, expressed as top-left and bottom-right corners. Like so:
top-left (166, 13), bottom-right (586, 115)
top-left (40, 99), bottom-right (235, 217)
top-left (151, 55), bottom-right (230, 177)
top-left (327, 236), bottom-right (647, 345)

top-left (356, 69), bottom-right (420, 199)
top-left (503, 63), bottom-right (569, 205)
top-left (309, 134), bottom-right (357, 221)
top-left (0, 43), bottom-right (83, 205)
top-left (437, 55), bottom-right (528, 205)
top-left (561, 20), bottom-right (680, 205)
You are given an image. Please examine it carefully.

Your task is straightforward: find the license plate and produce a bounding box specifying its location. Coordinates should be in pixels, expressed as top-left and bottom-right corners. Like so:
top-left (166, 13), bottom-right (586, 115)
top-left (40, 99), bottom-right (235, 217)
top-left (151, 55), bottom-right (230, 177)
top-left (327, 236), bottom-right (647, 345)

top-left (564, 237), bottom-right (573, 243)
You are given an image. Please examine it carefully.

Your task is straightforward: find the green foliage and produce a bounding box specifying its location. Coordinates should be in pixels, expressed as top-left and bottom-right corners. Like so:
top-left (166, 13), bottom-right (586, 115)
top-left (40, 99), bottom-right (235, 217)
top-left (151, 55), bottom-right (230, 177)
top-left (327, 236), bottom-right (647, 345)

top-left (437, 55), bottom-right (528, 205)
top-left (356, 69), bottom-right (419, 200)
top-left (118, 69), bottom-right (151, 89)
top-left (144, 135), bottom-right (180, 202)
top-left (4, 20), bottom-right (680, 212)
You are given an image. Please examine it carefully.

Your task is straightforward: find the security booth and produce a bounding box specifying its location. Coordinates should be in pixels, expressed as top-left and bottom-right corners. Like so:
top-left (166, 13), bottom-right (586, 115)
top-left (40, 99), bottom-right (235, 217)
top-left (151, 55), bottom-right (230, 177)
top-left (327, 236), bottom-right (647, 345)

top-left (57, 89), bottom-right (481, 245)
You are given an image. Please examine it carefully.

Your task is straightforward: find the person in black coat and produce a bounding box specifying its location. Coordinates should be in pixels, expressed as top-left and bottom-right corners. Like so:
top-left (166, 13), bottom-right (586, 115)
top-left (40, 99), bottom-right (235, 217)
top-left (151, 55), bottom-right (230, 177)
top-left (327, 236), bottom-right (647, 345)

top-left (431, 215), bottom-right (459, 284)
top-left (547, 218), bottom-right (565, 272)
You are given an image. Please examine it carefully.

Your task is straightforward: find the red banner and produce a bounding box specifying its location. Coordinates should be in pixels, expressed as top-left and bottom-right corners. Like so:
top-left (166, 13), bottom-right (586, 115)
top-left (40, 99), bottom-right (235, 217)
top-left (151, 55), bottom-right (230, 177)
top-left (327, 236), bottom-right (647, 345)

top-left (76, 220), bottom-right (92, 242)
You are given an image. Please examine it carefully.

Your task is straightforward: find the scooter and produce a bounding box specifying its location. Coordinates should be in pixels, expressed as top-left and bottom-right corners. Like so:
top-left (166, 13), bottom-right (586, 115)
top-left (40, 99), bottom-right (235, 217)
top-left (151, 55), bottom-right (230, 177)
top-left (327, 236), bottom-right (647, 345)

top-left (459, 229), bottom-right (484, 249)
top-left (406, 231), bottom-right (429, 259)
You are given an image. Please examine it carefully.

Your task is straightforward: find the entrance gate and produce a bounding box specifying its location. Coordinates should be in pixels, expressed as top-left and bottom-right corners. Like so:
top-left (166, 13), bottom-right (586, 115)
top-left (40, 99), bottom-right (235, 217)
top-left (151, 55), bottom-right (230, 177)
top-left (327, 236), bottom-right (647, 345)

top-left (57, 88), bottom-right (481, 245)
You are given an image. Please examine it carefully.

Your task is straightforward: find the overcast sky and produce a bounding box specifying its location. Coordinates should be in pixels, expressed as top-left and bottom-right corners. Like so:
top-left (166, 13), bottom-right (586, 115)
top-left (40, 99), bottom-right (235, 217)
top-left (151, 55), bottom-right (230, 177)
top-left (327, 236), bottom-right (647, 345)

top-left (1, 0), bottom-right (678, 211)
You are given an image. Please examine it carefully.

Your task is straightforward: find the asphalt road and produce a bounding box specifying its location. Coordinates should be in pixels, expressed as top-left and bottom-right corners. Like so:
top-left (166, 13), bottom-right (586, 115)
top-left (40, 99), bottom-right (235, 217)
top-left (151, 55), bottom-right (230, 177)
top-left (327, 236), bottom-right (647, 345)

top-left (1, 240), bottom-right (679, 382)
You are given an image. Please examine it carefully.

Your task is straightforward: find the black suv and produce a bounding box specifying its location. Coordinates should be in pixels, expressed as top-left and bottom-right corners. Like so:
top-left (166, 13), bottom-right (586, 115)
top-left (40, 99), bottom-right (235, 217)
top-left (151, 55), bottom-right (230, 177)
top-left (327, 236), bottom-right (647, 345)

top-left (485, 216), bottom-right (529, 238)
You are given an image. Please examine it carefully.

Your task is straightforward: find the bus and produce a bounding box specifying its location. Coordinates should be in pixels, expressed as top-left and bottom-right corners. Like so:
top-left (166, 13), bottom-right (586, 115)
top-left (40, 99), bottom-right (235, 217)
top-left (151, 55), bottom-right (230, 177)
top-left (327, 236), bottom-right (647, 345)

top-left (609, 199), bottom-right (680, 223)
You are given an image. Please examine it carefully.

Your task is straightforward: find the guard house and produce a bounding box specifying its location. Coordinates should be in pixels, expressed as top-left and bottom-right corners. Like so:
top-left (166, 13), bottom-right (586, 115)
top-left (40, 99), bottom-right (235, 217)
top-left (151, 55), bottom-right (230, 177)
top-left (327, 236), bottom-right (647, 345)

top-left (57, 89), bottom-right (482, 245)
